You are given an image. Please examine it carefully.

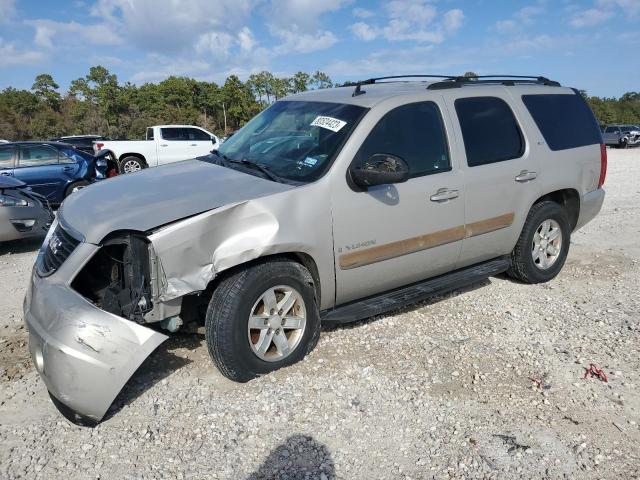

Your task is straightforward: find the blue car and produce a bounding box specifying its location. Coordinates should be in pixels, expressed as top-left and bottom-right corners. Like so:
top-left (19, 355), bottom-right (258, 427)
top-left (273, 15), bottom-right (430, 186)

top-left (0, 142), bottom-right (117, 204)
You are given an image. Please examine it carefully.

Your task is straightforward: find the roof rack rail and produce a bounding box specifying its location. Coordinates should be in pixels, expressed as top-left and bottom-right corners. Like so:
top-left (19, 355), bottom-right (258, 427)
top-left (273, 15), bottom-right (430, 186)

top-left (351, 75), bottom-right (455, 97)
top-left (427, 75), bottom-right (560, 90)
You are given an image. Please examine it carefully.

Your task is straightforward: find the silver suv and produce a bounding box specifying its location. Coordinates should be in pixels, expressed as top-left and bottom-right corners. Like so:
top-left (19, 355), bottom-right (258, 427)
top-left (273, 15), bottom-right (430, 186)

top-left (24, 75), bottom-right (606, 422)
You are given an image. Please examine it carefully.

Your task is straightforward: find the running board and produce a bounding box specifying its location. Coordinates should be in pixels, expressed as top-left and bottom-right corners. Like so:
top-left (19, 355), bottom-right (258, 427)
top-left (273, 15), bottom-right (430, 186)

top-left (321, 257), bottom-right (510, 325)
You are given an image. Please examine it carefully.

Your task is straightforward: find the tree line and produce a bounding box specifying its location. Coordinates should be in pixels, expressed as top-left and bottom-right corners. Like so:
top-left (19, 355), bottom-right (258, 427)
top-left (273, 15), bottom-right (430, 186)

top-left (0, 66), bottom-right (638, 141)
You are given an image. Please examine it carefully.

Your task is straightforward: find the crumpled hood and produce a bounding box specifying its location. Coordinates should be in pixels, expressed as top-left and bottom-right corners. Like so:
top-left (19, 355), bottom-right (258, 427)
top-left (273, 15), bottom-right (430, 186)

top-left (59, 159), bottom-right (293, 244)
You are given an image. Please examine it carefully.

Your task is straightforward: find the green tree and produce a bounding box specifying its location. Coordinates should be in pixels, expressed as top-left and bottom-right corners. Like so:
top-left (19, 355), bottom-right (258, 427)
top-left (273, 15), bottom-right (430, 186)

top-left (32, 74), bottom-right (61, 110)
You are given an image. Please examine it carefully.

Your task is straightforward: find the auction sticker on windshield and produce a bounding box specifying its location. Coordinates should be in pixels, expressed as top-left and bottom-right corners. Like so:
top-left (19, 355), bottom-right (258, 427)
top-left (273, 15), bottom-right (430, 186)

top-left (310, 116), bottom-right (347, 132)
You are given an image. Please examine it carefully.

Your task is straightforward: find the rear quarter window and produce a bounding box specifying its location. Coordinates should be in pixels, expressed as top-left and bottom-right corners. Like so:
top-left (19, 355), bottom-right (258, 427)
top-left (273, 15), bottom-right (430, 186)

top-left (522, 93), bottom-right (602, 151)
top-left (454, 96), bottom-right (524, 167)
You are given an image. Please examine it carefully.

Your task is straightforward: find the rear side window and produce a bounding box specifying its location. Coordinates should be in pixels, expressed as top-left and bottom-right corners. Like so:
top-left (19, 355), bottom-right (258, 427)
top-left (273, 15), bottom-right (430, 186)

top-left (522, 94), bottom-right (602, 151)
top-left (18, 145), bottom-right (59, 167)
top-left (184, 128), bottom-right (211, 141)
top-left (455, 97), bottom-right (524, 167)
top-left (604, 126), bottom-right (618, 133)
top-left (161, 128), bottom-right (179, 140)
top-left (147, 128), bottom-right (154, 140)
top-left (355, 101), bottom-right (450, 178)
top-left (0, 146), bottom-right (14, 168)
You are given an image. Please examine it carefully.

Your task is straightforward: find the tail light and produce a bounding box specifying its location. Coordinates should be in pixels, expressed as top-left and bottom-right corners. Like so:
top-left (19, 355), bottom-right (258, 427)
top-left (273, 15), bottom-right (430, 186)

top-left (95, 142), bottom-right (104, 152)
top-left (598, 143), bottom-right (607, 188)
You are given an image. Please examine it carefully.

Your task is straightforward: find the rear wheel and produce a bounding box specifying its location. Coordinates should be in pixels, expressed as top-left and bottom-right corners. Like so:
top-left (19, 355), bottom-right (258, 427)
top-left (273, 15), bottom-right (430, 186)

top-left (119, 156), bottom-right (145, 174)
top-left (64, 180), bottom-right (90, 198)
top-left (507, 201), bottom-right (571, 284)
top-left (205, 259), bottom-right (320, 382)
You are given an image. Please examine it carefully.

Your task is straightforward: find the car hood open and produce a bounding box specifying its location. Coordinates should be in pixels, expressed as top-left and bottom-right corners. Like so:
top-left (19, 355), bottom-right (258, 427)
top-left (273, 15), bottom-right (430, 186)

top-left (59, 159), bottom-right (293, 244)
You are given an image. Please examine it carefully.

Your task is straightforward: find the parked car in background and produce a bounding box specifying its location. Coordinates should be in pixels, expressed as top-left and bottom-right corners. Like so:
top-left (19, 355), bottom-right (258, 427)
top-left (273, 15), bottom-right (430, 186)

top-left (0, 142), bottom-right (117, 204)
top-left (24, 75), bottom-right (606, 423)
top-left (94, 125), bottom-right (220, 173)
top-left (603, 124), bottom-right (640, 148)
top-left (0, 139), bottom-right (9, 143)
top-left (50, 135), bottom-right (110, 154)
top-left (0, 175), bottom-right (53, 242)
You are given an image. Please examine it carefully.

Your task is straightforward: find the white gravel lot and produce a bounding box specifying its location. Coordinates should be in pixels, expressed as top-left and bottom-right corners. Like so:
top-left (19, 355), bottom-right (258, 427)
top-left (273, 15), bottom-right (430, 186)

top-left (0, 148), bottom-right (639, 479)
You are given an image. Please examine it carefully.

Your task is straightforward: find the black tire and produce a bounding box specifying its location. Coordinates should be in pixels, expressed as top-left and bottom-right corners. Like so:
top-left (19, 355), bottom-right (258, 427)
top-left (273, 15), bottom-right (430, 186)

top-left (64, 180), bottom-right (90, 198)
top-left (507, 201), bottom-right (571, 284)
top-left (620, 139), bottom-right (628, 149)
top-left (205, 258), bottom-right (321, 382)
top-left (119, 156), bottom-right (146, 174)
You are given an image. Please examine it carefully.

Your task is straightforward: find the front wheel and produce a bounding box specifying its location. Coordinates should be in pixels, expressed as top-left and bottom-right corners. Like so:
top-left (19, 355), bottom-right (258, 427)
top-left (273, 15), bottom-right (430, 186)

top-left (507, 201), bottom-right (571, 284)
top-left (205, 259), bottom-right (320, 382)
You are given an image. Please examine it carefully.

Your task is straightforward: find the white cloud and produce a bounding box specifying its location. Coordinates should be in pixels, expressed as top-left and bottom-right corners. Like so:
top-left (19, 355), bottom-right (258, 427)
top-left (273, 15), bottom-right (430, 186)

top-left (265, 0), bottom-right (349, 54)
top-left (26, 19), bottom-right (122, 49)
top-left (195, 32), bottom-right (235, 58)
top-left (270, 26), bottom-right (338, 54)
top-left (443, 9), bottom-right (464, 33)
top-left (350, 2), bottom-right (463, 44)
top-left (494, 3), bottom-right (545, 34)
top-left (352, 7), bottom-right (374, 19)
top-left (570, 8), bottom-right (612, 27)
top-left (350, 22), bottom-right (378, 41)
top-left (495, 19), bottom-right (517, 34)
top-left (238, 27), bottom-right (256, 52)
top-left (91, 0), bottom-right (256, 52)
top-left (267, 0), bottom-right (352, 29)
top-left (0, 37), bottom-right (43, 66)
top-left (570, 0), bottom-right (640, 27)
top-left (0, 0), bottom-right (15, 23)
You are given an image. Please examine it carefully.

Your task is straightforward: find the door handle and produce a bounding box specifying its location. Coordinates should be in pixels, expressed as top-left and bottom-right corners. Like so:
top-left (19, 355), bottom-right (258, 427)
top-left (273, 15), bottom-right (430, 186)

top-left (62, 166), bottom-right (74, 172)
top-left (160, 144), bottom-right (168, 147)
top-left (430, 188), bottom-right (459, 202)
top-left (190, 143), bottom-right (197, 146)
top-left (0, 171), bottom-right (12, 176)
top-left (515, 170), bottom-right (537, 182)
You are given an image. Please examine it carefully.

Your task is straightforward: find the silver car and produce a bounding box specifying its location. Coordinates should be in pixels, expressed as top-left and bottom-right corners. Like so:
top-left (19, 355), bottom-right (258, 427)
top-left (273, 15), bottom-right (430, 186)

top-left (0, 176), bottom-right (53, 242)
top-left (24, 75), bottom-right (606, 422)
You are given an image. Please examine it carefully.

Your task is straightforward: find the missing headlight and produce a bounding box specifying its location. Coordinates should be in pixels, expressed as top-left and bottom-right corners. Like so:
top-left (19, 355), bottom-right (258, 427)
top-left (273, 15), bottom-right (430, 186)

top-left (72, 232), bottom-right (153, 322)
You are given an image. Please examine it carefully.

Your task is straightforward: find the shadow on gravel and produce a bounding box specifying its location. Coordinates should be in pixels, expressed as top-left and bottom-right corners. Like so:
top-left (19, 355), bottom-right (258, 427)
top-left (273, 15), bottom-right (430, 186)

top-left (102, 332), bottom-right (204, 422)
top-left (247, 434), bottom-right (335, 480)
top-left (0, 237), bottom-right (43, 255)
top-left (323, 278), bottom-right (491, 333)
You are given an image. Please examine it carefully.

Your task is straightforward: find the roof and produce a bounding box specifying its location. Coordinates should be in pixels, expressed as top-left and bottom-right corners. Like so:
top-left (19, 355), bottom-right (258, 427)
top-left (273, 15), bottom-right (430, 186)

top-left (1, 141), bottom-right (75, 147)
top-left (284, 80), bottom-right (572, 108)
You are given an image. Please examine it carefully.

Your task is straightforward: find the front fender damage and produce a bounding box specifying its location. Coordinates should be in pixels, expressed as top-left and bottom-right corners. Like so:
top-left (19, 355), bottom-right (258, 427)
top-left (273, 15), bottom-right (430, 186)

top-left (149, 201), bottom-right (289, 301)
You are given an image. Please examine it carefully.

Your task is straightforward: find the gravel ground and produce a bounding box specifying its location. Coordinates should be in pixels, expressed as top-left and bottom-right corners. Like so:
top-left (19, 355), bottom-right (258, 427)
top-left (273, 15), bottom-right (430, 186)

top-left (0, 149), bottom-right (639, 479)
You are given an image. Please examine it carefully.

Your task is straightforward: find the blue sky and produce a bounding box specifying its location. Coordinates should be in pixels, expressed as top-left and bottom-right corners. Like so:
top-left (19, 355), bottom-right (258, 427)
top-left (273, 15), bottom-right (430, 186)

top-left (0, 0), bottom-right (638, 97)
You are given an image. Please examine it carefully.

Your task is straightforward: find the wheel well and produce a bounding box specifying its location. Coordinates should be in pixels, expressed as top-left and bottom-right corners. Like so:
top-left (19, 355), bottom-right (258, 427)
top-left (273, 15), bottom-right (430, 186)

top-left (118, 153), bottom-right (147, 166)
top-left (180, 252), bottom-right (322, 325)
top-left (533, 189), bottom-right (580, 230)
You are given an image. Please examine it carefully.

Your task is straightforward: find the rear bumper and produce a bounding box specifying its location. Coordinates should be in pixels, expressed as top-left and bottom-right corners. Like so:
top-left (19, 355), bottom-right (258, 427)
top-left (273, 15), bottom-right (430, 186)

top-left (575, 188), bottom-right (605, 231)
top-left (24, 269), bottom-right (167, 422)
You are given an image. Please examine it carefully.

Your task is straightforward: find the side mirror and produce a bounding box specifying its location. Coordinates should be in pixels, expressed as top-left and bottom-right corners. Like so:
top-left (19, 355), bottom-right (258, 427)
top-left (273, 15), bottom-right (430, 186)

top-left (94, 149), bottom-right (111, 160)
top-left (351, 154), bottom-right (410, 188)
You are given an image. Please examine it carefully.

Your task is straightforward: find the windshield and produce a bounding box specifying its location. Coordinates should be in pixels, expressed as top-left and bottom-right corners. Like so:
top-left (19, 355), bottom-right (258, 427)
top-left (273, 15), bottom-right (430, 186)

top-left (215, 100), bottom-right (367, 183)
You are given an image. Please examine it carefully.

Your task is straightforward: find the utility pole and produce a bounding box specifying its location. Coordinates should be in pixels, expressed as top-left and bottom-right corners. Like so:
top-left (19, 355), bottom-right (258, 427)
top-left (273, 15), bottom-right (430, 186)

top-left (223, 102), bottom-right (227, 133)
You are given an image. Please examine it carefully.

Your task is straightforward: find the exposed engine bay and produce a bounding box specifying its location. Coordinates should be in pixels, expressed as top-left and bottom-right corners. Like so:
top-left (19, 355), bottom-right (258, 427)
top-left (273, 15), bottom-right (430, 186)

top-left (72, 233), bottom-right (154, 322)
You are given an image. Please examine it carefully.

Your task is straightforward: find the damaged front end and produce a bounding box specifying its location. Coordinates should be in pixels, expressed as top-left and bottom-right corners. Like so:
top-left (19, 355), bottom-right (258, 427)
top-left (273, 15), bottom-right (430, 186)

top-left (24, 222), bottom-right (168, 423)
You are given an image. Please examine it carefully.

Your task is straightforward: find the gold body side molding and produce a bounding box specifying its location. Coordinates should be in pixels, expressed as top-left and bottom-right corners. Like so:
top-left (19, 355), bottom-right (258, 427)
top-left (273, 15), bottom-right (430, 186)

top-left (339, 212), bottom-right (515, 270)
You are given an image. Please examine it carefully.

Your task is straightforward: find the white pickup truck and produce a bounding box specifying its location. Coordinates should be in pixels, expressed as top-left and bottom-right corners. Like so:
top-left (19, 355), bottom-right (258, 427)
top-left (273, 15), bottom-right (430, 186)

top-left (94, 125), bottom-right (220, 173)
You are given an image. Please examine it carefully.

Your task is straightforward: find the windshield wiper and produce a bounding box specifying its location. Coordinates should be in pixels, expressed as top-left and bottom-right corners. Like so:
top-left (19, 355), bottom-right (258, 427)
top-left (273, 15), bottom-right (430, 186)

top-left (209, 151), bottom-right (284, 183)
top-left (237, 159), bottom-right (283, 183)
